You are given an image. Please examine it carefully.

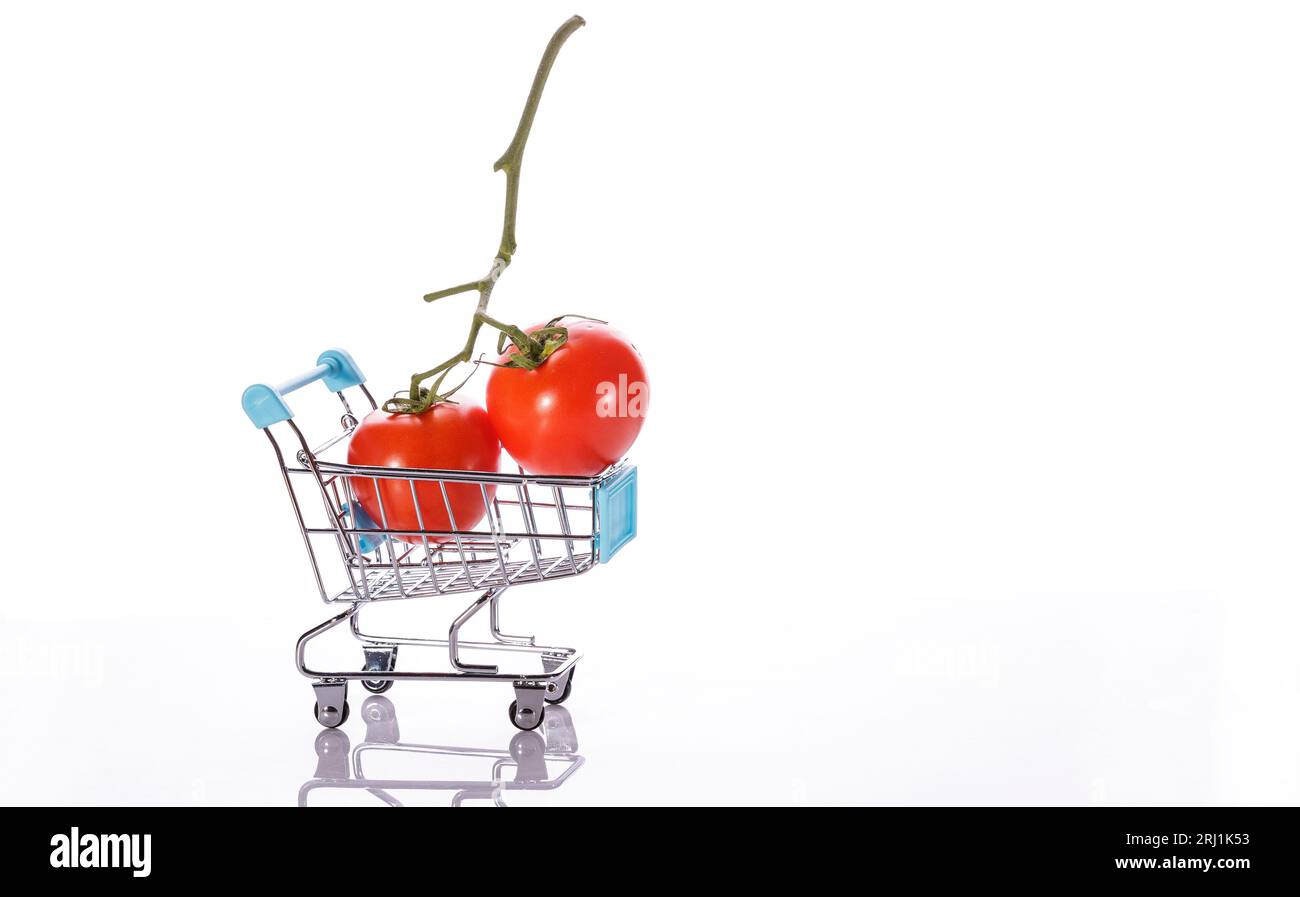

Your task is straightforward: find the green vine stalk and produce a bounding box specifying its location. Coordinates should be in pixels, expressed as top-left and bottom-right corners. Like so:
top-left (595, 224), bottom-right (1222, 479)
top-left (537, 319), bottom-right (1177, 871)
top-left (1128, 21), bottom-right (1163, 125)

top-left (384, 15), bottom-right (586, 414)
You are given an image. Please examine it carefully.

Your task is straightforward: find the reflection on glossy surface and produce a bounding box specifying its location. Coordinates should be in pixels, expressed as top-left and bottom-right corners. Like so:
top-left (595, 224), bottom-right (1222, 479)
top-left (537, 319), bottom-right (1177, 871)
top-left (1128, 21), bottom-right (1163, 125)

top-left (300, 696), bottom-right (583, 807)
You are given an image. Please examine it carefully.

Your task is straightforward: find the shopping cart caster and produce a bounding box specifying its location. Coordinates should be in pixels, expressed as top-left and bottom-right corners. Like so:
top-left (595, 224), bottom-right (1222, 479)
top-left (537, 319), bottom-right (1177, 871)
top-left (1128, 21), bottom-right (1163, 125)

top-left (545, 666), bottom-right (575, 705)
top-left (361, 646), bottom-right (398, 694)
top-left (508, 700), bottom-right (545, 731)
top-left (314, 701), bottom-right (350, 728)
top-left (313, 679), bottom-right (350, 728)
top-left (509, 682), bottom-right (547, 731)
top-left (541, 653), bottom-right (575, 705)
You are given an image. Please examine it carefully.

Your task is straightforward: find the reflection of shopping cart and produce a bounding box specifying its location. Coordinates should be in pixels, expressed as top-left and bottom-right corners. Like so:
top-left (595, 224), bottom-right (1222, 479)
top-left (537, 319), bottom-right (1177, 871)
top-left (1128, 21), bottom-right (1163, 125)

top-left (299, 696), bottom-right (584, 807)
top-left (243, 349), bottom-right (637, 730)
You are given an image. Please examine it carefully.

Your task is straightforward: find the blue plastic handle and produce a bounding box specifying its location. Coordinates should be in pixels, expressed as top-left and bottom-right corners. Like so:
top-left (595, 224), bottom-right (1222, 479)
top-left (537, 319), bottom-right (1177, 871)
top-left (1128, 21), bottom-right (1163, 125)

top-left (242, 348), bottom-right (366, 428)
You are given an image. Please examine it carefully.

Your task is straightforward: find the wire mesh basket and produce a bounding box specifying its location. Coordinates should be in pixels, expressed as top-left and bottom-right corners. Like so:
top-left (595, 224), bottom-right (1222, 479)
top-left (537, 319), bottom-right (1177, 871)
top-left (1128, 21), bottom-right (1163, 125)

top-left (243, 348), bottom-right (637, 731)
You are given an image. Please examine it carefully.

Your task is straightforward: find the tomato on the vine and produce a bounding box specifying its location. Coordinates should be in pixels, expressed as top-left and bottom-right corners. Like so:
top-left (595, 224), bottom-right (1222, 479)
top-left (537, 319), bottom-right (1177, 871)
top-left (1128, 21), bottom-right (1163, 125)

top-left (347, 403), bottom-right (501, 543)
top-left (486, 319), bottom-right (647, 475)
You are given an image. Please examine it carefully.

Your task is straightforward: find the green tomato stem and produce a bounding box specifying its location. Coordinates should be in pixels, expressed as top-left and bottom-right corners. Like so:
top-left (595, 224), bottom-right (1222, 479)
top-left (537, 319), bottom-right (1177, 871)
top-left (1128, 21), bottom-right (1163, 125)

top-left (389, 15), bottom-right (586, 415)
top-left (493, 13), bottom-right (586, 263)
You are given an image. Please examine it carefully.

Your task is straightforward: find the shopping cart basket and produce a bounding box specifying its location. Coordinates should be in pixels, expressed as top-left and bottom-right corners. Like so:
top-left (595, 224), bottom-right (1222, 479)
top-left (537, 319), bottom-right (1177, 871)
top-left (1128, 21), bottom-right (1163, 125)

top-left (242, 348), bottom-right (637, 731)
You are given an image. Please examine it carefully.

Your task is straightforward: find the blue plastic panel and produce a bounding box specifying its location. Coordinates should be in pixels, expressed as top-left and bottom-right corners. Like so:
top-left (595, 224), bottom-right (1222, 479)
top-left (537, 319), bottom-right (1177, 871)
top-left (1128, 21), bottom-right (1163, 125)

top-left (595, 465), bottom-right (637, 563)
top-left (242, 348), bottom-right (366, 428)
top-left (342, 501), bottom-right (388, 554)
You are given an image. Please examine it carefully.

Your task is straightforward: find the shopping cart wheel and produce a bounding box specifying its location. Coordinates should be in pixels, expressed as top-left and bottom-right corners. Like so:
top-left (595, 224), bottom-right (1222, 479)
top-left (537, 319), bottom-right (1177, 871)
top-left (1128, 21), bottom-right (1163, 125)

top-left (544, 666), bottom-right (575, 705)
top-left (361, 647), bottom-right (397, 693)
top-left (313, 678), bottom-right (350, 728)
top-left (508, 700), bottom-right (546, 732)
top-left (314, 700), bottom-right (351, 728)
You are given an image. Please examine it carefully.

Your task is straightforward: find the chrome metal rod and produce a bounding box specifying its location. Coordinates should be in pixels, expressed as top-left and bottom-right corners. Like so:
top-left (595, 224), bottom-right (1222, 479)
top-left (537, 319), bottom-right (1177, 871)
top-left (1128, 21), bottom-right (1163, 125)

top-left (342, 474), bottom-right (373, 600)
top-left (490, 593), bottom-right (535, 646)
top-left (355, 633), bottom-right (569, 656)
top-left (296, 604), bottom-right (361, 675)
top-left (370, 474), bottom-right (407, 598)
top-left (439, 480), bottom-right (475, 592)
top-left (408, 478), bottom-right (441, 595)
top-left (449, 590), bottom-right (500, 673)
top-left (312, 460), bottom-right (614, 488)
top-left (297, 602), bottom-right (580, 680)
top-left (266, 429), bottom-right (328, 602)
top-left (302, 526), bottom-right (592, 542)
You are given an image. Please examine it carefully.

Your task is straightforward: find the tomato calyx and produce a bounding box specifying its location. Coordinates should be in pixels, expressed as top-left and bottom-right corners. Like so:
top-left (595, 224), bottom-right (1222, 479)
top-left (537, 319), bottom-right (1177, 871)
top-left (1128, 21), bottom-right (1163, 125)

top-left (495, 315), bottom-right (610, 370)
top-left (497, 318), bottom-right (567, 371)
top-left (381, 314), bottom-right (571, 414)
top-left (381, 363), bottom-right (478, 414)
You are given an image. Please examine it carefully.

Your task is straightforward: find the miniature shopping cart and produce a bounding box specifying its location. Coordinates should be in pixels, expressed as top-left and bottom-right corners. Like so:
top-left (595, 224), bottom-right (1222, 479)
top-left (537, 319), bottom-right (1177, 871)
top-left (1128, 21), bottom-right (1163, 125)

top-left (242, 348), bottom-right (637, 731)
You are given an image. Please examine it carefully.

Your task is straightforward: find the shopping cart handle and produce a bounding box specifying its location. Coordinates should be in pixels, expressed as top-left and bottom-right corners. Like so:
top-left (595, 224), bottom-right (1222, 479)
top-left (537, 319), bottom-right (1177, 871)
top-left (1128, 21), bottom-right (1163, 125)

top-left (242, 348), bottom-right (366, 428)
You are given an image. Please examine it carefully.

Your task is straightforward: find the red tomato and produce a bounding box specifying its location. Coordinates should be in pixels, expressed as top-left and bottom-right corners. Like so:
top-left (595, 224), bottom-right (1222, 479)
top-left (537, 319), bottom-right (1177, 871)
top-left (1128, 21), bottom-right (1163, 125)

top-left (346, 404), bottom-right (501, 543)
top-left (486, 320), bottom-right (648, 475)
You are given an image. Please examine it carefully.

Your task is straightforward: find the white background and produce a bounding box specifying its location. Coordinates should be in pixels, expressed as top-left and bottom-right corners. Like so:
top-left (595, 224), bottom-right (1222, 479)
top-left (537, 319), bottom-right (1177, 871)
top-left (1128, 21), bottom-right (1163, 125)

top-left (1, 1), bottom-right (1298, 805)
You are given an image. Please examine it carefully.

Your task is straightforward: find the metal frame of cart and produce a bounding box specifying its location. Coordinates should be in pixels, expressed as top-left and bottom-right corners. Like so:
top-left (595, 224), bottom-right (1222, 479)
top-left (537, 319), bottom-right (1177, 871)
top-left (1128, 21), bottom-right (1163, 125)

top-left (243, 348), bottom-right (637, 731)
